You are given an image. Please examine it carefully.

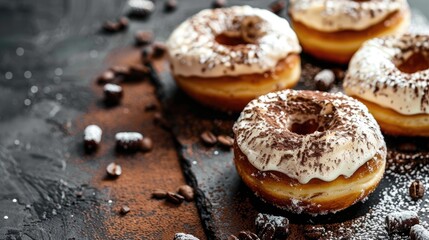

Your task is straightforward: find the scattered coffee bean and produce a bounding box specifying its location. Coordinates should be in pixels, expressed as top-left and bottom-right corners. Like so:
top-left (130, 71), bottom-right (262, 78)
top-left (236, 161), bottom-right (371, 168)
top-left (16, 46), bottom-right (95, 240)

top-left (173, 233), bottom-right (200, 240)
top-left (102, 17), bottom-right (128, 33)
top-left (84, 125), bottom-right (102, 152)
top-left (145, 103), bottom-right (158, 112)
top-left (410, 224), bottom-right (429, 240)
top-left (217, 135), bottom-right (234, 148)
top-left (177, 185), bottom-right (194, 201)
top-left (228, 235), bottom-right (239, 240)
top-left (127, 0), bottom-right (155, 19)
top-left (106, 162), bottom-right (122, 178)
top-left (332, 68), bottom-right (345, 82)
top-left (238, 231), bottom-right (260, 240)
top-left (152, 42), bottom-right (167, 59)
top-left (255, 213), bottom-right (289, 239)
top-left (97, 70), bottom-right (117, 85)
top-left (104, 83), bottom-right (123, 105)
top-left (115, 132), bottom-right (143, 152)
top-left (166, 191), bottom-right (185, 204)
top-left (135, 31), bottom-right (154, 46)
top-left (314, 69), bottom-right (335, 91)
top-left (152, 189), bottom-right (168, 199)
top-left (164, 0), bottom-right (177, 12)
top-left (409, 180), bottom-right (425, 200)
top-left (120, 205), bottom-right (130, 215)
top-left (200, 131), bottom-right (217, 146)
top-left (212, 0), bottom-right (227, 8)
top-left (118, 17), bottom-right (129, 30)
top-left (141, 137), bottom-right (153, 152)
top-left (269, 1), bottom-right (285, 15)
top-left (386, 211), bottom-right (419, 234)
top-left (303, 225), bottom-right (325, 239)
top-left (399, 142), bottom-right (417, 152)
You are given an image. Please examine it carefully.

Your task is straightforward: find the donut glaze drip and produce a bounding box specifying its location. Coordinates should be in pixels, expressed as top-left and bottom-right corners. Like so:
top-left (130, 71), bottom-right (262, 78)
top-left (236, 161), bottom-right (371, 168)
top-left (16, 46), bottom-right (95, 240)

top-left (289, 0), bottom-right (409, 32)
top-left (166, 6), bottom-right (301, 78)
top-left (233, 90), bottom-right (386, 184)
top-left (344, 34), bottom-right (429, 115)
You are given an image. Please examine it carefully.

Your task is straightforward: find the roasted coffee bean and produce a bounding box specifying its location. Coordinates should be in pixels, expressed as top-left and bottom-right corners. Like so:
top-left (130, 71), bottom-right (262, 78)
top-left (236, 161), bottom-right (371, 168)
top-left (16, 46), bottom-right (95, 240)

top-left (164, 0), bottom-right (177, 12)
top-left (409, 180), bottom-right (425, 200)
top-left (238, 231), bottom-right (260, 240)
top-left (270, 1), bottom-right (285, 15)
top-left (152, 42), bottom-right (167, 59)
top-left (173, 233), bottom-right (200, 240)
top-left (410, 224), bottom-right (429, 240)
top-left (303, 225), bottom-right (325, 239)
top-left (118, 17), bottom-right (129, 30)
top-left (106, 162), bottom-right (122, 178)
top-left (255, 213), bottom-right (289, 239)
top-left (127, 0), bottom-right (155, 19)
top-left (104, 83), bottom-right (123, 105)
top-left (399, 142), bottom-right (417, 152)
top-left (115, 132), bottom-right (143, 152)
top-left (315, 69), bottom-right (335, 91)
top-left (259, 222), bottom-right (275, 240)
top-left (102, 21), bottom-right (122, 33)
top-left (217, 135), bottom-right (234, 148)
top-left (135, 31), bottom-right (154, 46)
top-left (166, 191), bottom-right (184, 204)
top-left (97, 70), bottom-right (117, 85)
top-left (83, 125), bottom-right (102, 152)
top-left (177, 185), bottom-right (194, 201)
top-left (120, 205), bottom-right (130, 215)
top-left (212, 0), bottom-right (227, 8)
top-left (200, 131), bottom-right (217, 146)
top-left (386, 211), bottom-right (419, 234)
top-left (228, 235), bottom-right (239, 240)
top-left (141, 137), bottom-right (153, 152)
top-left (152, 189), bottom-right (167, 199)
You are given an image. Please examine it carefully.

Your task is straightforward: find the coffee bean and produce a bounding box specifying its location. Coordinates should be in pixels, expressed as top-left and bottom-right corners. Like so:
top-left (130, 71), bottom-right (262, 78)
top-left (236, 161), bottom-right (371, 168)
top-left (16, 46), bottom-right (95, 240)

top-left (164, 0), bottom-right (177, 12)
top-left (410, 224), bottom-right (429, 240)
top-left (152, 189), bottom-right (167, 199)
top-left (314, 69), bottom-right (335, 91)
top-left (115, 132), bottom-right (143, 152)
top-left (141, 137), bottom-right (153, 152)
top-left (228, 235), bottom-right (239, 240)
top-left (270, 1), bottom-right (285, 15)
top-left (386, 211), bottom-right (419, 234)
top-left (409, 180), bottom-right (425, 200)
top-left (238, 231), bottom-right (260, 240)
top-left (303, 225), bottom-right (325, 239)
top-left (135, 31), bottom-right (154, 46)
top-left (120, 205), bottom-right (130, 215)
top-left (399, 142), bottom-right (417, 152)
top-left (97, 70), bottom-right (117, 85)
top-left (127, 0), bottom-right (155, 19)
top-left (255, 213), bottom-right (289, 239)
top-left (166, 191), bottom-right (184, 204)
top-left (104, 83), bottom-right (123, 105)
top-left (259, 222), bottom-right (275, 240)
top-left (118, 17), bottom-right (129, 30)
top-left (83, 125), bottom-right (102, 153)
top-left (173, 233), bottom-right (200, 240)
top-left (177, 185), bottom-right (194, 201)
top-left (106, 162), bottom-right (122, 178)
top-left (152, 42), bottom-right (167, 59)
top-left (217, 135), bottom-right (234, 148)
top-left (102, 21), bottom-right (122, 33)
top-left (212, 0), bottom-right (227, 8)
top-left (200, 131), bottom-right (217, 145)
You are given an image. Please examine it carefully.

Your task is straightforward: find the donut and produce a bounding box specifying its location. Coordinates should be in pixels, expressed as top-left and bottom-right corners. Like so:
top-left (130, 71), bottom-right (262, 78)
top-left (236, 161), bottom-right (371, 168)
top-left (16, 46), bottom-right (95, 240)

top-left (166, 6), bottom-right (301, 112)
top-left (233, 90), bottom-right (386, 215)
top-left (344, 34), bottom-right (429, 137)
top-left (288, 0), bottom-right (410, 64)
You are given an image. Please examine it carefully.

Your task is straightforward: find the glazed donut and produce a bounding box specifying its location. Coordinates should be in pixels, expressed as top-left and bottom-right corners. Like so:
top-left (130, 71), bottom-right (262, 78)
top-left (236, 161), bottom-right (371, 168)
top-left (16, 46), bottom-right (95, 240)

top-left (233, 90), bottom-right (386, 215)
top-left (289, 0), bottom-right (410, 64)
top-left (344, 34), bottom-right (429, 137)
top-left (166, 6), bottom-right (301, 112)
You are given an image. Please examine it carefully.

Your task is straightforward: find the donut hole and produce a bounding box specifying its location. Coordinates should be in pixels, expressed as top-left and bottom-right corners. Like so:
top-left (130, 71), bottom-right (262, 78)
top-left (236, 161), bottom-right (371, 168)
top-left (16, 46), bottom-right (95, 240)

top-left (215, 33), bottom-right (250, 46)
top-left (396, 52), bottom-right (429, 74)
top-left (286, 102), bottom-right (335, 135)
top-left (289, 119), bottom-right (321, 135)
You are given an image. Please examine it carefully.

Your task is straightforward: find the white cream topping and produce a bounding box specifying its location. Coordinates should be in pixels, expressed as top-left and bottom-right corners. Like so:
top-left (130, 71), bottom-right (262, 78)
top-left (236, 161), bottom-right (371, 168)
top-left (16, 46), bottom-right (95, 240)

top-left (84, 125), bottom-right (102, 143)
top-left (104, 83), bottom-right (122, 92)
top-left (233, 90), bottom-right (386, 184)
top-left (166, 5), bottom-right (301, 78)
top-left (344, 34), bottom-right (429, 115)
top-left (289, 0), bottom-right (409, 32)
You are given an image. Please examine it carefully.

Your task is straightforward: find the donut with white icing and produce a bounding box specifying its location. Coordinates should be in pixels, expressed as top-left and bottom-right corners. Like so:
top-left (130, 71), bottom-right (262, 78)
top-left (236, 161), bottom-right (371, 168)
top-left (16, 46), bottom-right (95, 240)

top-left (166, 5), bottom-right (301, 111)
top-left (344, 34), bottom-right (429, 136)
top-left (233, 90), bottom-right (386, 214)
top-left (289, 0), bottom-right (410, 64)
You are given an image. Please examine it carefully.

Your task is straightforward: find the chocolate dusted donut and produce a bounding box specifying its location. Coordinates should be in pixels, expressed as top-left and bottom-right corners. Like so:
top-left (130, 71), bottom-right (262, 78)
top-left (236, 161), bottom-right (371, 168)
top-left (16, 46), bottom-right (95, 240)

top-left (166, 6), bottom-right (301, 112)
top-left (233, 90), bottom-right (387, 215)
top-left (289, 0), bottom-right (410, 64)
top-left (344, 34), bottom-right (429, 136)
